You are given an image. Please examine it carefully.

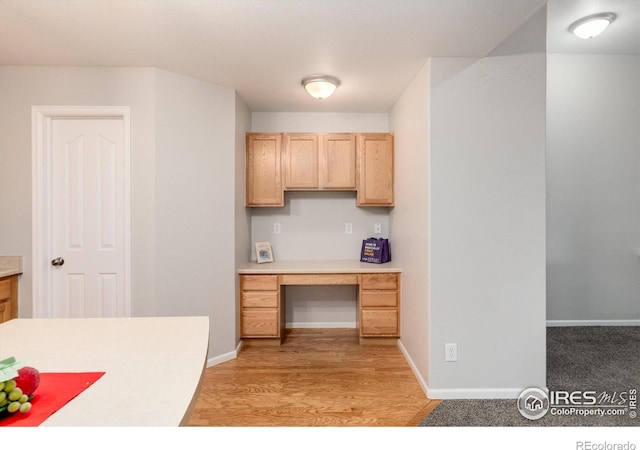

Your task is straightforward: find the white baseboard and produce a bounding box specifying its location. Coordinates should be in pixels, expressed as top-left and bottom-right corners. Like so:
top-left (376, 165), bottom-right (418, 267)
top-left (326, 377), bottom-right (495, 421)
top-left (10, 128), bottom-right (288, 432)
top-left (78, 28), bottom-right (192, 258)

top-left (398, 340), bottom-right (535, 400)
top-left (286, 322), bottom-right (357, 329)
top-left (206, 340), bottom-right (242, 368)
top-left (547, 319), bottom-right (640, 327)
top-left (397, 339), bottom-right (429, 398)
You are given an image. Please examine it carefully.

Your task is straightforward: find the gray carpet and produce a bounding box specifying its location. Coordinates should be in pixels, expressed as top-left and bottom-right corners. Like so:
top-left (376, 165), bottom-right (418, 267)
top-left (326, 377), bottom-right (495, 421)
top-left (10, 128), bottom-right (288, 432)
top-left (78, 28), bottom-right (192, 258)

top-left (418, 326), bottom-right (640, 427)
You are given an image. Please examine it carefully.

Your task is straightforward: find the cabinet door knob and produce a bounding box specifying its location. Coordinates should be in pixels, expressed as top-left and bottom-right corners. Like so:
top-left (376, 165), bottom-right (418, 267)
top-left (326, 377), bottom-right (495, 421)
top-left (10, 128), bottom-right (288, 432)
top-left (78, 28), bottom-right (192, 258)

top-left (51, 257), bottom-right (65, 267)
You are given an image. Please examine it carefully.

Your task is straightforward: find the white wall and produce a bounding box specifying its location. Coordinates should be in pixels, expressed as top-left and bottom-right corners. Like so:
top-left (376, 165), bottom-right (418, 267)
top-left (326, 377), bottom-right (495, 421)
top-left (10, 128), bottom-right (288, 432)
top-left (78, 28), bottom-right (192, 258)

top-left (547, 54), bottom-right (640, 324)
top-left (250, 112), bottom-right (390, 327)
top-left (0, 66), bottom-right (157, 318)
top-left (388, 62), bottom-right (431, 388)
top-left (387, 7), bottom-right (547, 399)
top-left (0, 66), bottom-right (241, 362)
top-left (428, 53), bottom-right (546, 397)
top-left (235, 94), bottom-right (253, 343)
top-left (426, 7), bottom-right (547, 398)
top-left (153, 69), bottom-right (237, 357)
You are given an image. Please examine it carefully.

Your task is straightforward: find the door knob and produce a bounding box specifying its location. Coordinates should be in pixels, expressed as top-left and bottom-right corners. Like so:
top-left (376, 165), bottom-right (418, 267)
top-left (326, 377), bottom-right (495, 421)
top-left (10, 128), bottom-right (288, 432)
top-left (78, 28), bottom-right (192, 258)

top-left (51, 257), bottom-right (65, 267)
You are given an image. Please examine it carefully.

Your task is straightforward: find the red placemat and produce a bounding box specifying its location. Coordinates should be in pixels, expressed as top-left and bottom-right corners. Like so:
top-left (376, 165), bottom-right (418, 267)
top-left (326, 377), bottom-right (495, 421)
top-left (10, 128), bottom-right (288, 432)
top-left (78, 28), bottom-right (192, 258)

top-left (0, 372), bottom-right (105, 427)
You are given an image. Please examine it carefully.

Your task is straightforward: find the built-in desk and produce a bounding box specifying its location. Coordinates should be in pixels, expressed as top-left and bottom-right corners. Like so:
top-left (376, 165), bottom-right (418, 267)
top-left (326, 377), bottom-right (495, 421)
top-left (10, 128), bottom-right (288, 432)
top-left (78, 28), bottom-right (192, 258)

top-left (238, 260), bottom-right (402, 344)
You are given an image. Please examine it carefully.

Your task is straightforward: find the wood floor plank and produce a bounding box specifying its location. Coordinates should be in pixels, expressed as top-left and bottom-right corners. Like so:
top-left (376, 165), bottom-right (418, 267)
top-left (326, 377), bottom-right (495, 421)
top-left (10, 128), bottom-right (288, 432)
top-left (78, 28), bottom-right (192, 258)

top-left (188, 328), bottom-right (439, 426)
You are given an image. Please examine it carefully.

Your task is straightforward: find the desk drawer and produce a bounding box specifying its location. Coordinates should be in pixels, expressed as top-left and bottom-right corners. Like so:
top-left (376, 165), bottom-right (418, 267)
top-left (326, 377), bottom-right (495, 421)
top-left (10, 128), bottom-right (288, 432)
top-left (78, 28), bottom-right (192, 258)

top-left (361, 290), bottom-right (398, 307)
top-left (241, 310), bottom-right (279, 337)
top-left (241, 275), bottom-right (278, 291)
top-left (242, 291), bottom-right (278, 308)
top-left (280, 273), bottom-right (358, 285)
top-left (361, 273), bottom-right (398, 290)
top-left (0, 278), bottom-right (11, 300)
top-left (361, 309), bottom-right (398, 336)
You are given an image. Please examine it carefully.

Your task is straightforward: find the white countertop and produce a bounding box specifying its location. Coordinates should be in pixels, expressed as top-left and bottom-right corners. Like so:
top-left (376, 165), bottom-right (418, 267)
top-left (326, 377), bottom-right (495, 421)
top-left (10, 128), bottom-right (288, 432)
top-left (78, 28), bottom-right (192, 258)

top-left (238, 259), bottom-right (402, 274)
top-left (0, 256), bottom-right (22, 278)
top-left (0, 316), bottom-right (210, 426)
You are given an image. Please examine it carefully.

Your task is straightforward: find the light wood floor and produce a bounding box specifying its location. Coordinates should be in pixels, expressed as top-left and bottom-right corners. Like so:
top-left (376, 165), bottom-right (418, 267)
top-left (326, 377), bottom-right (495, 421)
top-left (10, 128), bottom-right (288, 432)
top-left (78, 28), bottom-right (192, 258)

top-left (188, 328), bottom-right (439, 426)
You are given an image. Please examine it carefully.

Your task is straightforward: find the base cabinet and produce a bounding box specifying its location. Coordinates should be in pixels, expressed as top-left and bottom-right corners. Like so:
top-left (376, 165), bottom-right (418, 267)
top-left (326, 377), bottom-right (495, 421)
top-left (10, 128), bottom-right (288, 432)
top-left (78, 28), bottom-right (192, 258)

top-left (239, 272), bottom-right (400, 343)
top-left (240, 275), bottom-right (282, 338)
top-left (0, 275), bottom-right (18, 325)
top-left (359, 273), bottom-right (400, 337)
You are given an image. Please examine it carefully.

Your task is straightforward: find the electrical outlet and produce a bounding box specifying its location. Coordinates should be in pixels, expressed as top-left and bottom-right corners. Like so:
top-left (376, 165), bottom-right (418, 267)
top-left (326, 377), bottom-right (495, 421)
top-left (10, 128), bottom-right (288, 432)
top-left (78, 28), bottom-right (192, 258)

top-left (345, 223), bottom-right (353, 234)
top-left (374, 223), bottom-right (382, 235)
top-left (445, 343), bottom-right (457, 362)
top-left (273, 223), bottom-right (281, 234)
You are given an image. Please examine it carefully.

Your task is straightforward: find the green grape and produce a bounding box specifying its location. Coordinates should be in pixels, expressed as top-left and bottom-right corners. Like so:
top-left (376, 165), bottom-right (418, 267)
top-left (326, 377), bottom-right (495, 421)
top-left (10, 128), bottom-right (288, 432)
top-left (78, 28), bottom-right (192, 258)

top-left (0, 381), bottom-right (5, 391)
top-left (0, 398), bottom-right (8, 407)
top-left (7, 401), bottom-right (20, 413)
top-left (19, 394), bottom-right (29, 403)
top-left (0, 391), bottom-right (6, 403)
top-left (19, 402), bottom-right (32, 413)
top-left (3, 380), bottom-right (16, 392)
top-left (8, 387), bottom-right (23, 401)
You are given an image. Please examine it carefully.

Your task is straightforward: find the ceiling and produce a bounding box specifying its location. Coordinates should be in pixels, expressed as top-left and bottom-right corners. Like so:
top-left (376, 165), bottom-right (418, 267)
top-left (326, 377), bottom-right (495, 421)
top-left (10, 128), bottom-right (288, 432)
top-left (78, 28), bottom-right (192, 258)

top-left (0, 0), bottom-right (637, 113)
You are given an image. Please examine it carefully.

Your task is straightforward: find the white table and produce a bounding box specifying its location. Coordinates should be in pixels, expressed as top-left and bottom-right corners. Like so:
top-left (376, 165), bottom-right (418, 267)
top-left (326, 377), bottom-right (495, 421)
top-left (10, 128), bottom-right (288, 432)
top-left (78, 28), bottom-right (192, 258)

top-left (0, 316), bottom-right (209, 426)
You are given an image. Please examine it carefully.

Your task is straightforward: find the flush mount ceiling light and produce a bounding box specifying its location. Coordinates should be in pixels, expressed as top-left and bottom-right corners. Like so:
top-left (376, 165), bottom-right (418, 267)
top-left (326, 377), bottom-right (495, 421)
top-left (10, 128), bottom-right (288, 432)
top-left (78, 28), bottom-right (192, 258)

top-left (569, 12), bottom-right (616, 39)
top-left (301, 76), bottom-right (340, 100)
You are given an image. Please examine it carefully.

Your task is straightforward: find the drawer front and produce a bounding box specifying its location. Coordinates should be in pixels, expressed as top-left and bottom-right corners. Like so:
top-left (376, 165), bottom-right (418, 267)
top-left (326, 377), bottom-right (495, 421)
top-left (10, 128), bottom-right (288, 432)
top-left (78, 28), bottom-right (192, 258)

top-left (361, 290), bottom-right (398, 307)
top-left (241, 275), bottom-right (278, 291)
top-left (0, 278), bottom-right (11, 301)
top-left (280, 274), bottom-right (358, 285)
top-left (241, 310), bottom-right (279, 337)
top-left (242, 291), bottom-right (278, 308)
top-left (361, 309), bottom-right (399, 336)
top-left (361, 273), bottom-right (398, 290)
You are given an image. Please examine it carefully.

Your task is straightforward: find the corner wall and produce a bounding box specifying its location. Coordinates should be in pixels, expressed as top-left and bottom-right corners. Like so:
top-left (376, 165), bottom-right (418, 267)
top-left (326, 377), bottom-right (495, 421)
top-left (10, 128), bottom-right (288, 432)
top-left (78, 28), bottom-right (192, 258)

top-left (427, 49), bottom-right (546, 397)
top-left (388, 62), bottom-right (431, 389)
top-left (154, 69), bottom-right (237, 358)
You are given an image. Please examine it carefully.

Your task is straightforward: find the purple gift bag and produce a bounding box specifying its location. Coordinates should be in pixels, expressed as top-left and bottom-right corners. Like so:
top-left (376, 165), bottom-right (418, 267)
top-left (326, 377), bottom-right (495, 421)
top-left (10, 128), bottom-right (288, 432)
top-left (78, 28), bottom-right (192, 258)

top-left (360, 238), bottom-right (391, 264)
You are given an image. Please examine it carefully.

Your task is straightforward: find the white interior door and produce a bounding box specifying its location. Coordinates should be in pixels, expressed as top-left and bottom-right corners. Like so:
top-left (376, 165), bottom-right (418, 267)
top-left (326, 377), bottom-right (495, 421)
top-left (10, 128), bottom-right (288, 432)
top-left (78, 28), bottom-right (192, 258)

top-left (49, 118), bottom-right (127, 317)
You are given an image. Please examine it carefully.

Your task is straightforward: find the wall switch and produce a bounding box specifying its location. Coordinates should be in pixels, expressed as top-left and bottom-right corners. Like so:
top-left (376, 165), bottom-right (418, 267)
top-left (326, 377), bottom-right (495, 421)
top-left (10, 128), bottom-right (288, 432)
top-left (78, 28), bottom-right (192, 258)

top-left (345, 223), bottom-right (353, 234)
top-left (374, 223), bottom-right (382, 235)
top-left (445, 343), bottom-right (458, 362)
top-left (273, 223), bottom-right (281, 234)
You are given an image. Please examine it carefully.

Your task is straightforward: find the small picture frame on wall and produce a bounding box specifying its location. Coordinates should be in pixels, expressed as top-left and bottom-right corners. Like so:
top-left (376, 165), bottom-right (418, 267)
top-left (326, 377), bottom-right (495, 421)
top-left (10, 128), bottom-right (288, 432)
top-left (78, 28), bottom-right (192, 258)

top-left (255, 242), bottom-right (274, 264)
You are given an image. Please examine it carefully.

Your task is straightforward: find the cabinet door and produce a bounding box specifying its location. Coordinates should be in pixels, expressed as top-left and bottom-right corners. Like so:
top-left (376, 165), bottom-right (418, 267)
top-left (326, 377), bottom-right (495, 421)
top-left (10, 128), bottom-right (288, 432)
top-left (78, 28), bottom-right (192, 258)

top-left (283, 134), bottom-right (319, 189)
top-left (0, 276), bottom-right (17, 324)
top-left (320, 134), bottom-right (356, 189)
top-left (356, 133), bottom-right (394, 206)
top-left (246, 134), bottom-right (283, 206)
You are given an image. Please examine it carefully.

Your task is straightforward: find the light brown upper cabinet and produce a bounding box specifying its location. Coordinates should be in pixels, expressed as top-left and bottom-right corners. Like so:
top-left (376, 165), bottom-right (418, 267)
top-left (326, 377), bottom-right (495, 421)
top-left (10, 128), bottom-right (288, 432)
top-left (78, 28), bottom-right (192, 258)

top-left (320, 133), bottom-right (357, 190)
top-left (246, 133), bottom-right (284, 207)
top-left (246, 132), bottom-right (393, 207)
top-left (283, 134), bottom-right (319, 189)
top-left (283, 133), bottom-right (356, 191)
top-left (356, 133), bottom-right (394, 206)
